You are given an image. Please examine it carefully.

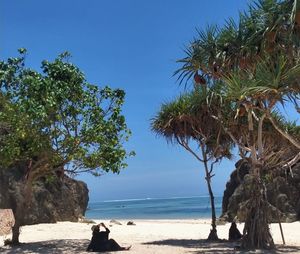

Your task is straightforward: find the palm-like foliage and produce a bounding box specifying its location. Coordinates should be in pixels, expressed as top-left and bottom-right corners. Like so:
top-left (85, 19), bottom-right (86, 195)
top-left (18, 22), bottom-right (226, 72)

top-left (175, 0), bottom-right (300, 250)
top-left (152, 86), bottom-right (233, 159)
top-left (224, 55), bottom-right (300, 102)
top-left (223, 53), bottom-right (300, 155)
top-left (174, 25), bottom-right (220, 85)
top-left (175, 0), bottom-right (298, 87)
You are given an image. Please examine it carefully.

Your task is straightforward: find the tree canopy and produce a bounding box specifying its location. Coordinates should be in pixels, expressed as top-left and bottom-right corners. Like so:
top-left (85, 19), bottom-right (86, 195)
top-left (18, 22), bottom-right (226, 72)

top-left (173, 0), bottom-right (300, 249)
top-left (0, 49), bottom-right (133, 178)
top-left (0, 49), bottom-right (134, 244)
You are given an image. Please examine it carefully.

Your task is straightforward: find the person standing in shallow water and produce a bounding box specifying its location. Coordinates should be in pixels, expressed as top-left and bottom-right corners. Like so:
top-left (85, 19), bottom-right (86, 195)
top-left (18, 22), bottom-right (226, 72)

top-left (87, 222), bottom-right (131, 252)
top-left (228, 222), bottom-right (242, 241)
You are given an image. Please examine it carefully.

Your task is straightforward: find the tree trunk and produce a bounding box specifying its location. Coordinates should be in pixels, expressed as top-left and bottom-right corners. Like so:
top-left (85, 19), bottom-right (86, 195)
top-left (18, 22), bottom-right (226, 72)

top-left (241, 174), bottom-right (274, 249)
top-left (240, 113), bottom-right (274, 250)
top-left (11, 181), bottom-right (32, 245)
top-left (202, 148), bottom-right (218, 241)
top-left (180, 140), bottom-right (219, 241)
top-left (11, 217), bottom-right (21, 244)
top-left (206, 175), bottom-right (218, 241)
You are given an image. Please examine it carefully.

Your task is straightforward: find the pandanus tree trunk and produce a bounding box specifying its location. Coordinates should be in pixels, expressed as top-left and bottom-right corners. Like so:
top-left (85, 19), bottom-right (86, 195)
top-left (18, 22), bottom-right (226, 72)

top-left (205, 173), bottom-right (218, 241)
top-left (241, 112), bottom-right (274, 249)
top-left (175, 138), bottom-right (220, 241)
top-left (241, 173), bottom-right (274, 249)
top-left (201, 146), bottom-right (218, 241)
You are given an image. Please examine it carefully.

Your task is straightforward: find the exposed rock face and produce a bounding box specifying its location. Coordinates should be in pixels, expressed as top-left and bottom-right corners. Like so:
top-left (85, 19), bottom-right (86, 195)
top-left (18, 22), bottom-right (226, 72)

top-left (0, 166), bottom-right (89, 225)
top-left (221, 160), bottom-right (300, 223)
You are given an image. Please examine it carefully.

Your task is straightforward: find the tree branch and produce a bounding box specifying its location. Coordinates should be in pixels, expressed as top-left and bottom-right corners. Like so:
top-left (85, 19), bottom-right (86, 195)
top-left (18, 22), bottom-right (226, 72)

top-left (225, 128), bottom-right (252, 152)
top-left (257, 113), bottom-right (266, 157)
top-left (268, 115), bottom-right (300, 150)
top-left (176, 136), bottom-right (204, 162)
top-left (209, 158), bottom-right (219, 175)
top-left (211, 114), bottom-right (251, 153)
top-left (282, 152), bottom-right (300, 171)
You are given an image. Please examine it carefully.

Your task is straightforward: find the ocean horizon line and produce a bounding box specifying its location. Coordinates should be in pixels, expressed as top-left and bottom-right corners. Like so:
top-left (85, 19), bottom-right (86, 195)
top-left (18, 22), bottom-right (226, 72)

top-left (89, 195), bottom-right (223, 203)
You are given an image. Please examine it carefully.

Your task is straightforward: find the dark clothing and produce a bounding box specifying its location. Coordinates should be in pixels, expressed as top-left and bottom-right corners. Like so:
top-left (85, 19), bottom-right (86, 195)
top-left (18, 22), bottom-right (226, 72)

top-left (228, 222), bottom-right (242, 241)
top-left (87, 228), bottom-right (110, 252)
top-left (87, 227), bottom-right (125, 252)
top-left (97, 231), bottom-right (109, 242)
top-left (106, 239), bottom-right (125, 251)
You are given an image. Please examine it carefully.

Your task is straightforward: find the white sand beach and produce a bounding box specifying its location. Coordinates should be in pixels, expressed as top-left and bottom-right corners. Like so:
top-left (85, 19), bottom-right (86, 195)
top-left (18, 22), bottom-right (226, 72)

top-left (0, 219), bottom-right (300, 253)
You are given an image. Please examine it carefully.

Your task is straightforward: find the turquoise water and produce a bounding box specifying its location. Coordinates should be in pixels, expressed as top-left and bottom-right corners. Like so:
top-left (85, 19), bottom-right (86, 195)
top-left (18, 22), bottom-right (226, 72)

top-left (85, 196), bottom-right (223, 220)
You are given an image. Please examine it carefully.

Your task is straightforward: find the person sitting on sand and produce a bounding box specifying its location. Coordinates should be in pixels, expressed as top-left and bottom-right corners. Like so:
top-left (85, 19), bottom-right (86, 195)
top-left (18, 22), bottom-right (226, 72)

top-left (228, 222), bottom-right (242, 241)
top-left (87, 222), bottom-right (131, 252)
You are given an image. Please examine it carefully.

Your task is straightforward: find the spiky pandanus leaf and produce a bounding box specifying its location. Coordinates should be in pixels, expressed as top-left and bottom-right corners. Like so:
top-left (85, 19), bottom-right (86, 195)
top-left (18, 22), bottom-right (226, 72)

top-left (152, 86), bottom-right (234, 159)
top-left (176, 0), bottom-right (296, 86)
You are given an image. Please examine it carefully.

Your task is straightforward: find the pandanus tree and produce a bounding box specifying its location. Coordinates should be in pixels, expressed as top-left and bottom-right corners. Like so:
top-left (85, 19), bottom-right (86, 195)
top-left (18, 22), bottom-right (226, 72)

top-left (222, 55), bottom-right (300, 249)
top-left (151, 86), bottom-right (234, 240)
top-left (0, 50), bottom-right (133, 244)
top-left (175, 0), bottom-right (300, 249)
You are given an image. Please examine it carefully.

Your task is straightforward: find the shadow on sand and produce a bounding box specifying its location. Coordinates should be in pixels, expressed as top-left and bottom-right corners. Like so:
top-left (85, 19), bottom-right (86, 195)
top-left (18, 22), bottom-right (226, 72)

top-left (1, 238), bottom-right (300, 253)
top-left (0, 239), bottom-right (90, 254)
top-left (143, 239), bottom-right (300, 254)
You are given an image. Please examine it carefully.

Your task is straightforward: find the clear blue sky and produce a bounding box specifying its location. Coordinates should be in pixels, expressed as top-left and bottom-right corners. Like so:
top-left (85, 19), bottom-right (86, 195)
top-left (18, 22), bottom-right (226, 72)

top-left (1, 0), bottom-right (256, 202)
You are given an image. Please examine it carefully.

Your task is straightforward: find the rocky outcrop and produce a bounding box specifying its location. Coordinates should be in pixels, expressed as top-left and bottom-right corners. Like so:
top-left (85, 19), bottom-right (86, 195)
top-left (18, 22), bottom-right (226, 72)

top-left (221, 160), bottom-right (300, 223)
top-left (0, 166), bottom-right (89, 225)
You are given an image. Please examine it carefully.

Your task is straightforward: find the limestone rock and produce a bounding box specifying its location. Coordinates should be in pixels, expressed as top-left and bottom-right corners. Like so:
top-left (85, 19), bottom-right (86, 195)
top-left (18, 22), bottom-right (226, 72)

top-left (0, 166), bottom-right (89, 225)
top-left (221, 160), bottom-right (300, 223)
top-left (110, 219), bottom-right (122, 225)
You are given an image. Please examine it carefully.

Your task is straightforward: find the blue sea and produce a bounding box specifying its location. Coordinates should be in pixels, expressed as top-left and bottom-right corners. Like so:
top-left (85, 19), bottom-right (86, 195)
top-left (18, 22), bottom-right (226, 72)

top-left (85, 196), bottom-right (223, 220)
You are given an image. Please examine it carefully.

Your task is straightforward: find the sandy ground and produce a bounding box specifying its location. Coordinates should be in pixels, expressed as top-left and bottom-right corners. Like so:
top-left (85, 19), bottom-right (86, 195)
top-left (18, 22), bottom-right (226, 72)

top-left (0, 219), bottom-right (300, 253)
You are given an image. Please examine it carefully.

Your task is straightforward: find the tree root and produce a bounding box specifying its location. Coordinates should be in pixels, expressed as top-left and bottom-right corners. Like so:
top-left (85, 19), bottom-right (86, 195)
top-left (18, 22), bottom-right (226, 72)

top-left (241, 178), bottom-right (275, 250)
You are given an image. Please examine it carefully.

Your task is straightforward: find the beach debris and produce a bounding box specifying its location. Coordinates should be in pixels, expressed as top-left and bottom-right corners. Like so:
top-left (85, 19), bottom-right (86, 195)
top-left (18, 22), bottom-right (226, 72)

top-left (216, 217), bottom-right (227, 225)
top-left (0, 209), bottom-right (15, 236)
top-left (78, 216), bottom-right (95, 224)
top-left (110, 219), bottom-right (122, 225)
top-left (127, 221), bottom-right (136, 226)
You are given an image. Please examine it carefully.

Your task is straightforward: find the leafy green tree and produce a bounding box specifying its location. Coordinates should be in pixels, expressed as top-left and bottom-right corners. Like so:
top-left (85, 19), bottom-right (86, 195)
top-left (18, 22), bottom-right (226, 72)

top-left (0, 49), bottom-right (133, 244)
top-left (175, 0), bottom-right (300, 249)
top-left (152, 86), bottom-right (233, 241)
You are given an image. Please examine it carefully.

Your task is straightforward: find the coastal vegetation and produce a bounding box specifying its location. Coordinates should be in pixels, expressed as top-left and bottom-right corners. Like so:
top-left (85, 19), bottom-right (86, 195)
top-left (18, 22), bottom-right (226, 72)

top-left (154, 0), bottom-right (300, 250)
top-left (0, 50), bottom-right (133, 244)
top-left (151, 86), bottom-right (234, 240)
top-left (1, 0), bottom-right (300, 252)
